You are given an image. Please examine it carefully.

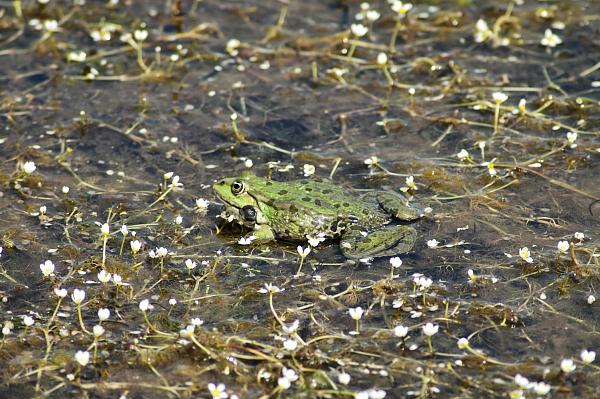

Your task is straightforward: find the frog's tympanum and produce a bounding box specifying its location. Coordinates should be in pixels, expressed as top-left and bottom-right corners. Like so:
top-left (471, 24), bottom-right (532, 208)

top-left (213, 174), bottom-right (421, 259)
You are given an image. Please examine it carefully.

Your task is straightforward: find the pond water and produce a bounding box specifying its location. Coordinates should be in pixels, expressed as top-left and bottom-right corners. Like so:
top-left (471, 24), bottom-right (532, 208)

top-left (1, 0), bottom-right (599, 398)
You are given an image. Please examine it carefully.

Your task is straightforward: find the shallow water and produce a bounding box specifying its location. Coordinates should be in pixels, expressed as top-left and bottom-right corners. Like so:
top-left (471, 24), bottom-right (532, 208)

top-left (1, 1), bottom-right (600, 398)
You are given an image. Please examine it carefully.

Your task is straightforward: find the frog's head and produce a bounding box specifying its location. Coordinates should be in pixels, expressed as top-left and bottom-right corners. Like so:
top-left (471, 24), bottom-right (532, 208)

top-left (213, 174), bottom-right (264, 226)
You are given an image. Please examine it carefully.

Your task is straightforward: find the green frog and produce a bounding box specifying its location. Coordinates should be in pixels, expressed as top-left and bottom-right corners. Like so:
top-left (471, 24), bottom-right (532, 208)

top-left (212, 174), bottom-right (421, 259)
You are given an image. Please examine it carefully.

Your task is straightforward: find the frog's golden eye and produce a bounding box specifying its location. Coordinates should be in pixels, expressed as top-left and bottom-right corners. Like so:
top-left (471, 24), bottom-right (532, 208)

top-left (231, 180), bottom-right (246, 195)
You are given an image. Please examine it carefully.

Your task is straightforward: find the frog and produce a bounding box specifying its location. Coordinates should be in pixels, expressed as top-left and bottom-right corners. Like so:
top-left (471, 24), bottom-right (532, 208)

top-left (212, 173), bottom-right (422, 259)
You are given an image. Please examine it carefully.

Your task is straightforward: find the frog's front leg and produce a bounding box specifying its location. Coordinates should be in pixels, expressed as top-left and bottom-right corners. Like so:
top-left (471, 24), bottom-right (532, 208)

top-left (372, 191), bottom-right (421, 221)
top-left (243, 224), bottom-right (276, 244)
top-left (340, 224), bottom-right (417, 259)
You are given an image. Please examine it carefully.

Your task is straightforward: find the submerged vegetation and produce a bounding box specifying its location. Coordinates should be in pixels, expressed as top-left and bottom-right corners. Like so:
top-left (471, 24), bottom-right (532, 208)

top-left (0, 0), bottom-right (600, 398)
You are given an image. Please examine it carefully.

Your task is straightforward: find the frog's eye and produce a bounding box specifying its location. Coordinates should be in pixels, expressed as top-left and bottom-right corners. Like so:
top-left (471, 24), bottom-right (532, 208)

top-left (241, 205), bottom-right (257, 222)
top-left (231, 180), bottom-right (246, 195)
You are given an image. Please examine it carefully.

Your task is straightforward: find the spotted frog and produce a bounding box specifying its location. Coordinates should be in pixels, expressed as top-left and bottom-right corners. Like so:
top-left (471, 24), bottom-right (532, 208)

top-left (213, 174), bottom-right (421, 259)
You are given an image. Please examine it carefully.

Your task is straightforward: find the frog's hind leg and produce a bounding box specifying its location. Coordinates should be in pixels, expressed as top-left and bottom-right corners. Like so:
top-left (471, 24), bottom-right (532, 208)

top-left (373, 191), bottom-right (421, 221)
top-left (340, 225), bottom-right (417, 259)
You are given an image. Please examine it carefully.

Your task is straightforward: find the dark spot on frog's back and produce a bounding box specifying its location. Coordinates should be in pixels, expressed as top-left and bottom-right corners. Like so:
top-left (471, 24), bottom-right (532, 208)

top-left (278, 190), bottom-right (288, 195)
top-left (302, 197), bottom-right (311, 202)
top-left (266, 182), bottom-right (273, 186)
top-left (322, 189), bottom-right (332, 194)
top-left (330, 220), bottom-right (338, 232)
top-left (314, 199), bottom-right (322, 206)
top-left (289, 204), bottom-right (299, 213)
top-left (343, 202), bottom-right (350, 207)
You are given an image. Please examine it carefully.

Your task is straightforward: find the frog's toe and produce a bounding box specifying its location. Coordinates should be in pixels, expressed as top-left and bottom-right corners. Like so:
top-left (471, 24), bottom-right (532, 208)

top-left (340, 225), bottom-right (417, 259)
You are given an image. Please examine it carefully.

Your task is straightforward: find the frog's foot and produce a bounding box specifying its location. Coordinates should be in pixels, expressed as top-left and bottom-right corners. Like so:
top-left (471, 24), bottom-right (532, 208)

top-left (340, 225), bottom-right (417, 259)
top-left (370, 191), bottom-right (421, 221)
top-left (239, 225), bottom-right (275, 245)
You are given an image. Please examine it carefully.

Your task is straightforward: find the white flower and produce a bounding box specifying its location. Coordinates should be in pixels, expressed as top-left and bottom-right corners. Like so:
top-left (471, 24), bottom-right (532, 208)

top-left (457, 337), bottom-right (469, 349)
top-left (283, 339), bottom-right (298, 351)
top-left (226, 38), bottom-right (241, 55)
top-left (467, 269), bottom-right (476, 282)
top-left (208, 383), bottom-right (228, 399)
top-left (364, 156), bottom-right (379, 166)
top-left (307, 233), bottom-right (326, 247)
top-left (75, 350), bottom-right (90, 366)
top-left (557, 240), bottom-right (569, 253)
top-left (389, 257), bottom-right (402, 268)
top-left (349, 307), bottom-right (364, 320)
top-left (97, 270), bottom-right (111, 283)
top-left (238, 235), bottom-right (256, 245)
top-left (356, 391), bottom-right (370, 399)
top-left (133, 29), bottom-right (148, 42)
top-left (93, 325), bottom-right (105, 337)
top-left (113, 273), bottom-right (122, 286)
top-left (71, 289), bottom-right (85, 305)
top-left (180, 324), bottom-right (195, 337)
top-left (196, 198), bottom-right (210, 210)
top-left (376, 52), bottom-right (388, 65)
top-left (492, 92), bottom-right (508, 103)
top-left (22, 315), bottom-right (35, 326)
top-left (98, 308), bottom-right (110, 321)
top-left (366, 10), bottom-right (381, 22)
top-left (588, 295), bottom-right (596, 305)
top-left (278, 377), bottom-right (291, 390)
top-left (350, 23), bottom-right (368, 37)
top-left (22, 161), bottom-right (37, 174)
top-left (414, 276), bottom-right (433, 290)
top-left (518, 247), bottom-right (533, 263)
top-left (258, 283), bottom-right (283, 294)
top-left (391, 1), bottom-right (412, 17)
top-left (39, 260), bottom-right (55, 277)
top-left (185, 259), bottom-right (197, 271)
top-left (66, 51), bottom-right (86, 62)
top-left (514, 374), bottom-right (531, 389)
top-left (139, 299), bottom-right (153, 312)
top-left (157, 247), bottom-right (168, 257)
top-left (54, 288), bottom-right (67, 298)
top-left (369, 389), bottom-right (386, 399)
top-left (566, 131), bottom-right (578, 143)
top-left (574, 232), bottom-right (585, 240)
top-left (120, 225), bottom-right (128, 236)
top-left (297, 245), bottom-right (311, 257)
top-left (540, 29), bottom-right (562, 47)
top-left (393, 325), bottom-right (408, 338)
top-left (338, 371), bottom-right (351, 385)
top-left (474, 19), bottom-right (492, 43)
top-left (100, 223), bottom-right (110, 236)
top-left (282, 367), bottom-right (298, 382)
top-left (426, 239), bottom-right (439, 248)
top-left (422, 322), bottom-right (439, 336)
top-left (283, 320), bottom-right (300, 334)
top-left (531, 382), bottom-right (551, 395)
top-left (62, 186), bottom-right (70, 194)
top-left (170, 175), bottom-right (183, 188)
top-left (405, 176), bottom-right (417, 190)
top-left (303, 164), bottom-right (315, 177)
top-left (457, 149), bottom-right (470, 160)
top-left (130, 240), bottom-right (142, 254)
top-left (560, 358), bottom-right (576, 373)
top-left (175, 215), bottom-right (183, 225)
top-left (581, 349), bottom-right (596, 364)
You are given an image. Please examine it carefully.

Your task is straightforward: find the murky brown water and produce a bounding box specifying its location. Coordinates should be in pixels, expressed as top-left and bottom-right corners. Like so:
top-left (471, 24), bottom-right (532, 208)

top-left (1, 1), bottom-right (600, 398)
